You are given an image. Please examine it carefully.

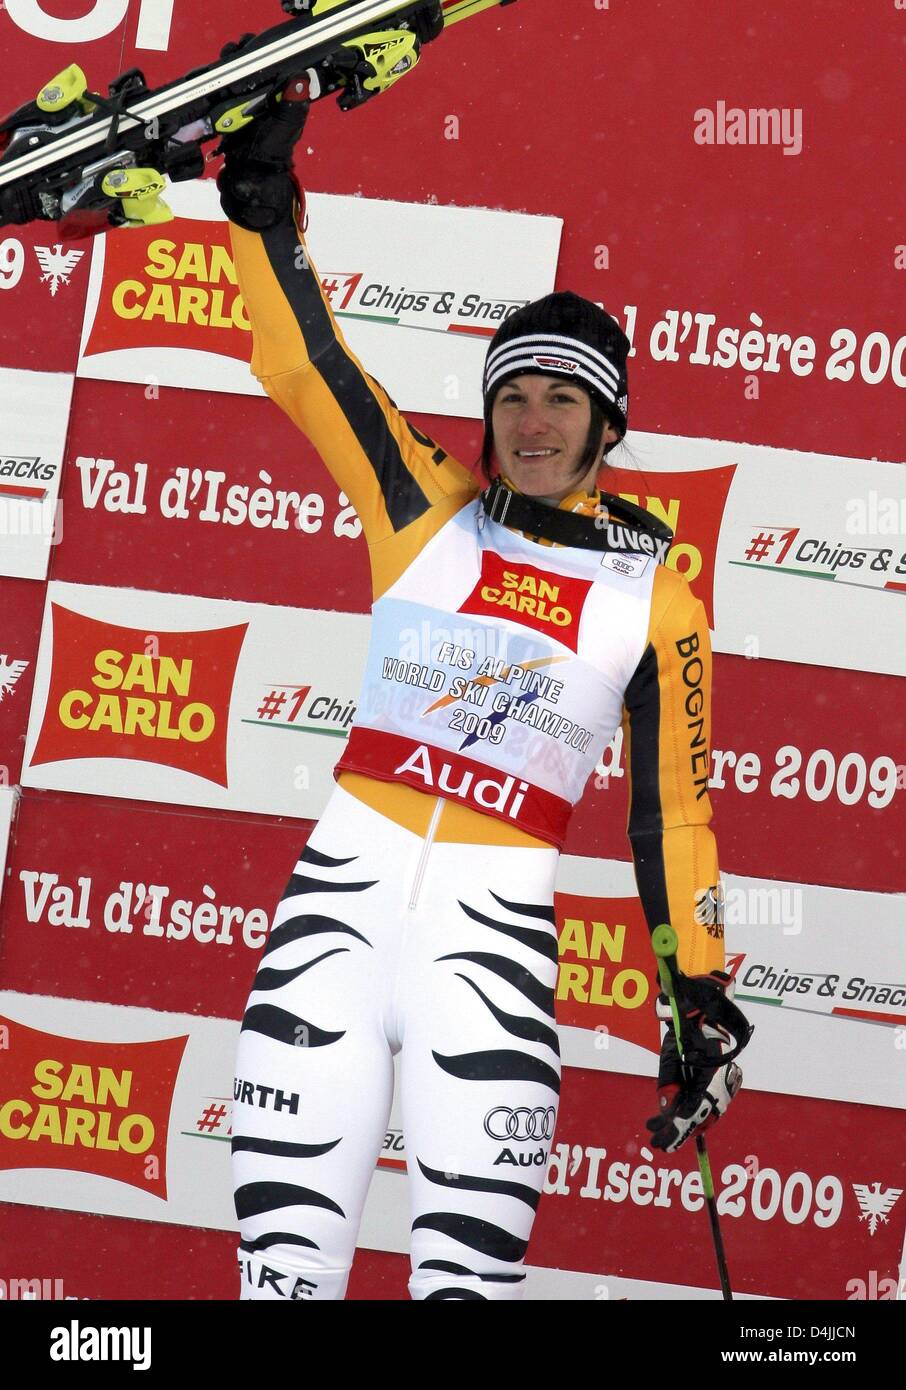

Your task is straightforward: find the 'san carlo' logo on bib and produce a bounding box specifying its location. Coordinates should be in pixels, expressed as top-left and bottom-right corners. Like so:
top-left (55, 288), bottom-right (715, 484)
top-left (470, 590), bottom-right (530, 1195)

top-left (459, 553), bottom-right (592, 652)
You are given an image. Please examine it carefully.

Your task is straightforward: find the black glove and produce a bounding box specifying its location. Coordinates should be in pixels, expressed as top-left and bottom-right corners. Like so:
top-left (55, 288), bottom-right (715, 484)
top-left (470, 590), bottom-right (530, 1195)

top-left (646, 969), bottom-right (753, 1154)
top-left (216, 75), bottom-right (311, 232)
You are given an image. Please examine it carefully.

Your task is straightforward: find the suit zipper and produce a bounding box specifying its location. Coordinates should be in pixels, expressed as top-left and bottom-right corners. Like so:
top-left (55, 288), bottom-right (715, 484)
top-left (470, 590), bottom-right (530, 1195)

top-left (408, 796), bottom-right (443, 910)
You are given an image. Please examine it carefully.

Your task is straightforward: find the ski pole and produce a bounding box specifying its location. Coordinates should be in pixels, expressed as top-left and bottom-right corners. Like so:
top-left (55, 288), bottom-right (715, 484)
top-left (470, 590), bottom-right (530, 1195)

top-left (651, 923), bottom-right (733, 1302)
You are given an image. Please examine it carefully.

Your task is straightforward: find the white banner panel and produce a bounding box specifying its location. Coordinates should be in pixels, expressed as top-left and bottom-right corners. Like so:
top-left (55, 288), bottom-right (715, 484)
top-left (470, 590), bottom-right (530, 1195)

top-left (0, 785), bottom-right (18, 903)
top-left (555, 854), bottom-right (906, 1110)
top-left (0, 367), bottom-right (74, 580)
top-left (611, 433), bottom-right (906, 676)
top-left (21, 581), bottom-right (367, 816)
top-left (0, 991), bottom-right (235, 1229)
top-left (77, 179), bottom-right (562, 417)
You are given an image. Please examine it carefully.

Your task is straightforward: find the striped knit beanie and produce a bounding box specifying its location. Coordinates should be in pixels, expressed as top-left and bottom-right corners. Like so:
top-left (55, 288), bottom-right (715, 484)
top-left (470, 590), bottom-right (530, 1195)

top-left (482, 291), bottom-right (630, 436)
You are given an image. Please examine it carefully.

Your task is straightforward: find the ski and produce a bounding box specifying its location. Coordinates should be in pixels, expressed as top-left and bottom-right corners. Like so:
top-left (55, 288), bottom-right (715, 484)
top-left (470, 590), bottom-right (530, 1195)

top-left (0, 0), bottom-right (518, 233)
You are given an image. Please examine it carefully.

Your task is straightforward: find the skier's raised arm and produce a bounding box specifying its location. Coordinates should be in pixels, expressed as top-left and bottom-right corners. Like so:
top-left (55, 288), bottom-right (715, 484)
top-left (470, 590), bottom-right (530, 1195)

top-left (218, 81), bottom-right (479, 550)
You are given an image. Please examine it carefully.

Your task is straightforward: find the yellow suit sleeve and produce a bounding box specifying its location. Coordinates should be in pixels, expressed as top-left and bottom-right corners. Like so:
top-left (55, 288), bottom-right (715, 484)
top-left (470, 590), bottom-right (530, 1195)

top-left (620, 566), bottom-right (724, 977)
top-left (229, 204), bottom-right (479, 551)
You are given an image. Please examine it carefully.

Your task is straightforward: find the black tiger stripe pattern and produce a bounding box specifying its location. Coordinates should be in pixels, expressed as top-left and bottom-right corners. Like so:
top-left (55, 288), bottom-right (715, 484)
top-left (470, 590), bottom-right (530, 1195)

top-left (417, 1158), bottom-right (541, 1211)
top-left (431, 1047), bottom-right (560, 1094)
top-left (298, 845), bottom-right (359, 869)
top-left (279, 872), bottom-right (377, 901)
top-left (488, 893), bottom-right (556, 924)
top-left (231, 1135), bottom-right (341, 1159)
top-left (262, 914), bottom-right (373, 957)
top-left (457, 900), bottom-right (558, 962)
top-left (239, 1231), bottom-right (320, 1254)
top-left (240, 1003), bottom-right (344, 1048)
top-left (436, 950), bottom-right (555, 1016)
top-left (417, 1259), bottom-right (525, 1284)
top-left (453, 972), bottom-right (560, 1054)
top-left (412, 1212), bottom-right (528, 1263)
top-left (251, 948), bottom-right (350, 992)
top-left (235, 1181), bottom-right (346, 1222)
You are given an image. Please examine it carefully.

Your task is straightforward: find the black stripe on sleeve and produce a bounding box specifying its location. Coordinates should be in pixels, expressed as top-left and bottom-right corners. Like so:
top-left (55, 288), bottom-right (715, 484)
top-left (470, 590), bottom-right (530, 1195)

top-left (623, 642), bottom-right (671, 933)
top-left (260, 222), bottom-right (432, 531)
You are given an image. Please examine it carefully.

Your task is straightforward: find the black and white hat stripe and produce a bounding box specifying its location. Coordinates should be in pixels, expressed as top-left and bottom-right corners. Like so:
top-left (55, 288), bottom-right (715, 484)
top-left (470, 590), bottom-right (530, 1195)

top-left (485, 332), bottom-right (622, 395)
top-left (485, 336), bottom-right (622, 406)
top-left (486, 353), bottom-right (620, 408)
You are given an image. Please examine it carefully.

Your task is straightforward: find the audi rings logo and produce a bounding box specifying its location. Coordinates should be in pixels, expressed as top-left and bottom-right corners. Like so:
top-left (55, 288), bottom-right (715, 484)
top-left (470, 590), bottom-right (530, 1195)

top-left (484, 1106), bottom-right (556, 1142)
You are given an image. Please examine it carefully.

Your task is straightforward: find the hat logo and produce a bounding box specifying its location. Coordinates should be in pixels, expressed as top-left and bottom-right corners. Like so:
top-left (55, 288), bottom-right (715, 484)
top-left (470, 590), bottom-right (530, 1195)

top-left (532, 353), bottom-right (579, 373)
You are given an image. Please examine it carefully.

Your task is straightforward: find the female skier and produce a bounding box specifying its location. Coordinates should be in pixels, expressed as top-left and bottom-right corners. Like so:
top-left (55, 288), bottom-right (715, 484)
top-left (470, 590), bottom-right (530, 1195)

top-left (218, 83), bottom-right (752, 1302)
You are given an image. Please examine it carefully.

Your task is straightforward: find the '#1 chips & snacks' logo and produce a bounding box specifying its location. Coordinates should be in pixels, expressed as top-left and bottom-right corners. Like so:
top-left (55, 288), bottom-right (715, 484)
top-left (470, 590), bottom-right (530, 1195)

top-left (29, 606), bottom-right (247, 785)
top-left (0, 1018), bottom-right (187, 1197)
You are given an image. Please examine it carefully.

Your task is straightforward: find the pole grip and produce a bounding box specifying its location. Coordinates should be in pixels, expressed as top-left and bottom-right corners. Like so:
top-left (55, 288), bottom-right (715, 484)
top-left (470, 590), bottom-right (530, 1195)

top-left (651, 922), bottom-right (680, 999)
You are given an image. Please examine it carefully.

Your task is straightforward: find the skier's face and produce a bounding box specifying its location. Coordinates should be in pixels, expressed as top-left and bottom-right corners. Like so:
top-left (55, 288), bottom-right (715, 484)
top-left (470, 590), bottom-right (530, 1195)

top-left (491, 375), bottom-right (618, 501)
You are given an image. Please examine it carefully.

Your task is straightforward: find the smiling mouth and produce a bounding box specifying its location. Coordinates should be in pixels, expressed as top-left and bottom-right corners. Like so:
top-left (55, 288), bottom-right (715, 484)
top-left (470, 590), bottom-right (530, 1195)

top-left (514, 449), bottom-right (560, 459)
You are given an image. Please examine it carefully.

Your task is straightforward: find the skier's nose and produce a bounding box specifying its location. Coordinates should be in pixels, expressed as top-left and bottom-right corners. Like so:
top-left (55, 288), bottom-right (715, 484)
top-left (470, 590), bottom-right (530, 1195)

top-left (515, 401), bottom-right (551, 435)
